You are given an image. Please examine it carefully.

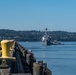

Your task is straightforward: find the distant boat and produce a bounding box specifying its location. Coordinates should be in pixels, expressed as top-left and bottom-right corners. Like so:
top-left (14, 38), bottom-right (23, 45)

top-left (42, 28), bottom-right (52, 45)
top-left (42, 28), bottom-right (63, 45)
top-left (51, 40), bottom-right (61, 45)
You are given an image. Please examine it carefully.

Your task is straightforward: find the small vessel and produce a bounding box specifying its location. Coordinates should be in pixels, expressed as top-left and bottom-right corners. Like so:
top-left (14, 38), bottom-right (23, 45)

top-left (42, 28), bottom-right (52, 45)
top-left (52, 40), bottom-right (61, 45)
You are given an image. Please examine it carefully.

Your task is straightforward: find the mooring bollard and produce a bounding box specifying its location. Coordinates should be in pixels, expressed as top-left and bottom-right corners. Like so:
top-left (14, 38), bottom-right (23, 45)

top-left (1, 40), bottom-right (11, 57)
top-left (33, 62), bottom-right (43, 75)
top-left (0, 40), bottom-right (15, 59)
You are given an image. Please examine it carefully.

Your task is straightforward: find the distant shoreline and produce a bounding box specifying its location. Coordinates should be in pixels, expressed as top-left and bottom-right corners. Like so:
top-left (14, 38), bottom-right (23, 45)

top-left (0, 29), bottom-right (76, 42)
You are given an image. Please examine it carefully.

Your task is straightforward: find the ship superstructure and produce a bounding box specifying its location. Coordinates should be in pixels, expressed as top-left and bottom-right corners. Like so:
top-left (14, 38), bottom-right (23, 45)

top-left (42, 28), bottom-right (52, 45)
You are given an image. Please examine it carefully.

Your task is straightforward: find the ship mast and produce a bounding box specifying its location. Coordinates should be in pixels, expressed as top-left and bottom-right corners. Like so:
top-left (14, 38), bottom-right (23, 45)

top-left (45, 28), bottom-right (48, 36)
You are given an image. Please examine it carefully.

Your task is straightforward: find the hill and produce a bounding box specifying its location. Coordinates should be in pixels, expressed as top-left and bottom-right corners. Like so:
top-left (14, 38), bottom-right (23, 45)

top-left (0, 29), bottom-right (76, 41)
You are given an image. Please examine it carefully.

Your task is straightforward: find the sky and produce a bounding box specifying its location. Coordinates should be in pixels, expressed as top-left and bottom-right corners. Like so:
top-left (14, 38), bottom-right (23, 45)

top-left (0, 0), bottom-right (76, 32)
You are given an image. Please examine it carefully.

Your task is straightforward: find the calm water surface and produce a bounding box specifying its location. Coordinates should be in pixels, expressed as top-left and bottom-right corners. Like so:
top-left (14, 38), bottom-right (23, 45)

top-left (19, 42), bottom-right (76, 75)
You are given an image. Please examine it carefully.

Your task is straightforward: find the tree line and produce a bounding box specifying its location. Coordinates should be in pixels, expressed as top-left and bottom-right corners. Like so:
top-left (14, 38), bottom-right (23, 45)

top-left (0, 29), bottom-right (76, 41)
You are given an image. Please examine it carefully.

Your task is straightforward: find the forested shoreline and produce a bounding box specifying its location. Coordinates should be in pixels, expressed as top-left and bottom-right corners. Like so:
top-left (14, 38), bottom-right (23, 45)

top-left (0, 29), bottom-right (76, 41)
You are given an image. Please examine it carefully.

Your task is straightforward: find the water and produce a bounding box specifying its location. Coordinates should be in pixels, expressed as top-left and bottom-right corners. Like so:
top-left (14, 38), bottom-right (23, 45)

top-left (19, 42), bottom-right (76, 75)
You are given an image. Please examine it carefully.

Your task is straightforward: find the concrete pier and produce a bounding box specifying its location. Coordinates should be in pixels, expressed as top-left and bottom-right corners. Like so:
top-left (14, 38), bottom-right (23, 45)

top-left (0, 40), bottom-right (52, 75)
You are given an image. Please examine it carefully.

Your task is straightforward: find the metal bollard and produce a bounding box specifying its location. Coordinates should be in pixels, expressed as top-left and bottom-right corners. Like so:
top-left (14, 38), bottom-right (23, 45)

top-left (0, 40), bottom-right (15, 60)
top-left (1, 40), bottom-right (11, 57)
top-left (33, 63), bottom-right (43, 75)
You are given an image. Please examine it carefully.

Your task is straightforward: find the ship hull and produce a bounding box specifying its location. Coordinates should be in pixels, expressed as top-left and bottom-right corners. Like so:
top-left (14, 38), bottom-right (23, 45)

top-left (42, 40), bottom-right (53, 45)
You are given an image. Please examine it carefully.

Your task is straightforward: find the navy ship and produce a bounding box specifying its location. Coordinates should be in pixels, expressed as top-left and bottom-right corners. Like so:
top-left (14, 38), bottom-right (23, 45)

top-left (42, 28), bottom-right (52, 45)
top-left (42, 28), bottom-right (63, 45)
